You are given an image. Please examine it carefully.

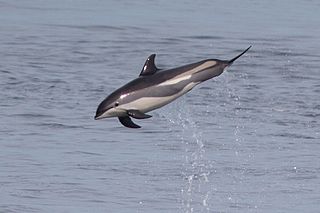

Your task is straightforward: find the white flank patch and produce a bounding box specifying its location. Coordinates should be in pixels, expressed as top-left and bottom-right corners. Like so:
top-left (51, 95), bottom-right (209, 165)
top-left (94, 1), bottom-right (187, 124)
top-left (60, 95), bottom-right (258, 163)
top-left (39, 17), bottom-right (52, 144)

top-left (159, 60), bottom-right (217, 87)
top-left (180, 60), bottom-right (217, 77)
top-left (183, 82), bottom-right (199, 93)
top-left (121, 81), bottom-right (200, 113)
top-left (158, 74), bottom-right (191, 86)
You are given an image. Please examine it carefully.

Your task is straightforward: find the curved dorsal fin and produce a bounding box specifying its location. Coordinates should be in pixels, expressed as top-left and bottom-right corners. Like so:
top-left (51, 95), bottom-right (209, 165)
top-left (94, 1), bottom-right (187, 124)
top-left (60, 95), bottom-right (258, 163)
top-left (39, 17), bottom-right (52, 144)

top-left (139, 54), bottom-right (159, 76)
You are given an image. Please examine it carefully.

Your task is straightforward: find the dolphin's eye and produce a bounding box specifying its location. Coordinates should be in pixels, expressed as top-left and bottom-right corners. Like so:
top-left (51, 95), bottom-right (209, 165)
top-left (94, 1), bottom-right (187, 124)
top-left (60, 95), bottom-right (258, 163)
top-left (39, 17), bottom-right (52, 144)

top-left (114, 102), bottom-right (119, 107)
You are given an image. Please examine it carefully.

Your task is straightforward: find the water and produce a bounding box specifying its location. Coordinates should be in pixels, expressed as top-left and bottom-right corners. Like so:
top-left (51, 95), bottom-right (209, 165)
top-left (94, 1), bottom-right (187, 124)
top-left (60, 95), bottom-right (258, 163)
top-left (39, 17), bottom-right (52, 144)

top-left (1, 0), bottom-right (319, 212)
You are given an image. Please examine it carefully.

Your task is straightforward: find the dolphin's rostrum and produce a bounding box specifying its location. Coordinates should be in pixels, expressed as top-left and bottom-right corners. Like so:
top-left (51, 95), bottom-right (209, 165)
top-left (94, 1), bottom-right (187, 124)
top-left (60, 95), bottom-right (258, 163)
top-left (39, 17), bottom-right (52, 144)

top-left (95, 46), bottom-right (251, 128)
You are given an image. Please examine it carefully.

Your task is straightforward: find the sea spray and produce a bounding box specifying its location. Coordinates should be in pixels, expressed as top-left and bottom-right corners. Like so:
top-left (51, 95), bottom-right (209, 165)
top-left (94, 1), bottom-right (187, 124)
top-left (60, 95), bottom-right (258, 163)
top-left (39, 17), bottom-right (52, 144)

top-left (163, 99), bottom-right (212, 213)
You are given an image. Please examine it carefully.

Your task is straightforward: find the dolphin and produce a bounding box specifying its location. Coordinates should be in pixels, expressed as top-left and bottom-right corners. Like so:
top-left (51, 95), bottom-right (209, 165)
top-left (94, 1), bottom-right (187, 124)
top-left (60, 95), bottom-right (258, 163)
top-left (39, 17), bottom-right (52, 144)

top-left (95, 46), bottom-right (251, 128)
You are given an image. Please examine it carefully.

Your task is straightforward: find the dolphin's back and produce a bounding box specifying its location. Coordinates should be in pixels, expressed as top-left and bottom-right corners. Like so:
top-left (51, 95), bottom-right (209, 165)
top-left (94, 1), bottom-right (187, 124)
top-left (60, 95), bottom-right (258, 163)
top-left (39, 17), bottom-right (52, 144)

top-left (114, 60), bottom-right (205, 95)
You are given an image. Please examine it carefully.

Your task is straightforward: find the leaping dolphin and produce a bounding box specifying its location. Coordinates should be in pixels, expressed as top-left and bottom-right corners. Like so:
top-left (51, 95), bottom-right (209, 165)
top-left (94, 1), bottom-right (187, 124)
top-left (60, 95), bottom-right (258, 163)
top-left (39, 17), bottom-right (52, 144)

top-left (95, 46), bottom-right (251, 128)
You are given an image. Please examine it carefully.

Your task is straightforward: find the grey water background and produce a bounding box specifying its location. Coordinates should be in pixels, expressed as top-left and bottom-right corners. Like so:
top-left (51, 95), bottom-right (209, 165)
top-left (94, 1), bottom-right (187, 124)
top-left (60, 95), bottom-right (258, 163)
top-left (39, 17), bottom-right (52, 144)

top-left (1, 0), bottom-right (319, 212)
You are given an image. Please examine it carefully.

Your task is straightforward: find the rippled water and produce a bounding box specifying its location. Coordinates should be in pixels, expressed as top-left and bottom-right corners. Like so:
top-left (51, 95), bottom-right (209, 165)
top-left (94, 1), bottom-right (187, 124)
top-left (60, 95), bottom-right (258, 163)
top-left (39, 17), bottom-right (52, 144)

top-left (1, 0), bottom-right (320, 212)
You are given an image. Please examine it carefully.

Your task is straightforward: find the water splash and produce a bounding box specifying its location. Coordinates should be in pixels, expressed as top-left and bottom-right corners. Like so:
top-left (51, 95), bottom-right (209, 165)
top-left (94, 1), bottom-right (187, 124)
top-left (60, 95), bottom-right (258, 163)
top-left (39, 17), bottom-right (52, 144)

top-left (164, 100), bottom-right (212, 213)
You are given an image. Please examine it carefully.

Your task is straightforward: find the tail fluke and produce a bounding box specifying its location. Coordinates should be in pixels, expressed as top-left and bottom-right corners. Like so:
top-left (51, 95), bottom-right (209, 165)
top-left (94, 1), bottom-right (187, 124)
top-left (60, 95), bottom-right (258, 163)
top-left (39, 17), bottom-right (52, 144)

top-left (228, 46), bottom-right (252, 65)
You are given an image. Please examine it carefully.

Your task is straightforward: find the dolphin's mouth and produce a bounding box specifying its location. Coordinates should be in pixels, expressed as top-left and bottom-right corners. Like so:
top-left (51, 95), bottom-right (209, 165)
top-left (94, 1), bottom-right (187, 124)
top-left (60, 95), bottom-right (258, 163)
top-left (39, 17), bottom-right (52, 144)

top-left (95, 107), bottom-right (128, 120)
top-left (94, 106), bottom-right (112, 120)
top-left (94, 114), bottom-right (103, 120)
top-left (94, 113), bottom-right (104, 120)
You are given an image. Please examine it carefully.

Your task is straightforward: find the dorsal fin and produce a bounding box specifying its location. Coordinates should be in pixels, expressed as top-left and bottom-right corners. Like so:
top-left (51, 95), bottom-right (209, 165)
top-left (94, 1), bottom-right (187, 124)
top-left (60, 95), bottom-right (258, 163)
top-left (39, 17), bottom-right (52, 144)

top-left (139, 54), bottom-right (159, 76)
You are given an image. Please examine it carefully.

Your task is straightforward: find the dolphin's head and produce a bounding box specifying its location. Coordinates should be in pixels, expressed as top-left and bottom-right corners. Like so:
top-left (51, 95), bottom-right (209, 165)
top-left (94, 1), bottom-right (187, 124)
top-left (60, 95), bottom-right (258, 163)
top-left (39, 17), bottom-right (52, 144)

top-left (94, 91), bottom-right (128, 120)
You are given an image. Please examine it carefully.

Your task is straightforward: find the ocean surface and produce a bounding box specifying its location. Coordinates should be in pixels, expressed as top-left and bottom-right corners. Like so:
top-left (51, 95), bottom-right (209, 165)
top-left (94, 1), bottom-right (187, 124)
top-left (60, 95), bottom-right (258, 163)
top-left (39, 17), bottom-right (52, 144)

top-left (1, 0), bottom-right (319, 212)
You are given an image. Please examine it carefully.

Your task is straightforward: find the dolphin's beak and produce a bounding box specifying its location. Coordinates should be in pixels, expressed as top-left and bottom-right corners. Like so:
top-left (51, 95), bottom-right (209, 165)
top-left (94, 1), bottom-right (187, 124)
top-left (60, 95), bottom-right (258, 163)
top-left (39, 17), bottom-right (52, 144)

top-left (94, 106), bottom-right (112, 120)
top-left (94, 113), bottom-right (103, 120)
top-left (94, 114), bottom-right (102, 120)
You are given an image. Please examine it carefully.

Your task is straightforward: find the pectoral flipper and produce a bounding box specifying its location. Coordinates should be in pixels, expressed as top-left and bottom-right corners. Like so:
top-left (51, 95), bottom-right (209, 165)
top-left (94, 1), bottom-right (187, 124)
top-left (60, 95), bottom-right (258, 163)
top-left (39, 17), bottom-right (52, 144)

top-left (118, 116), bottom-right (141, 128)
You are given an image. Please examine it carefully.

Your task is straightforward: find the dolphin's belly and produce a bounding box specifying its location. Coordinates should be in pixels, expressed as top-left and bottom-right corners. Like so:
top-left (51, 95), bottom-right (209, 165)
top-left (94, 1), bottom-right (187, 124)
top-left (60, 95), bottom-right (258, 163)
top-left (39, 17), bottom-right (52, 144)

top-left (120, 82), bottom-right (199, 113)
